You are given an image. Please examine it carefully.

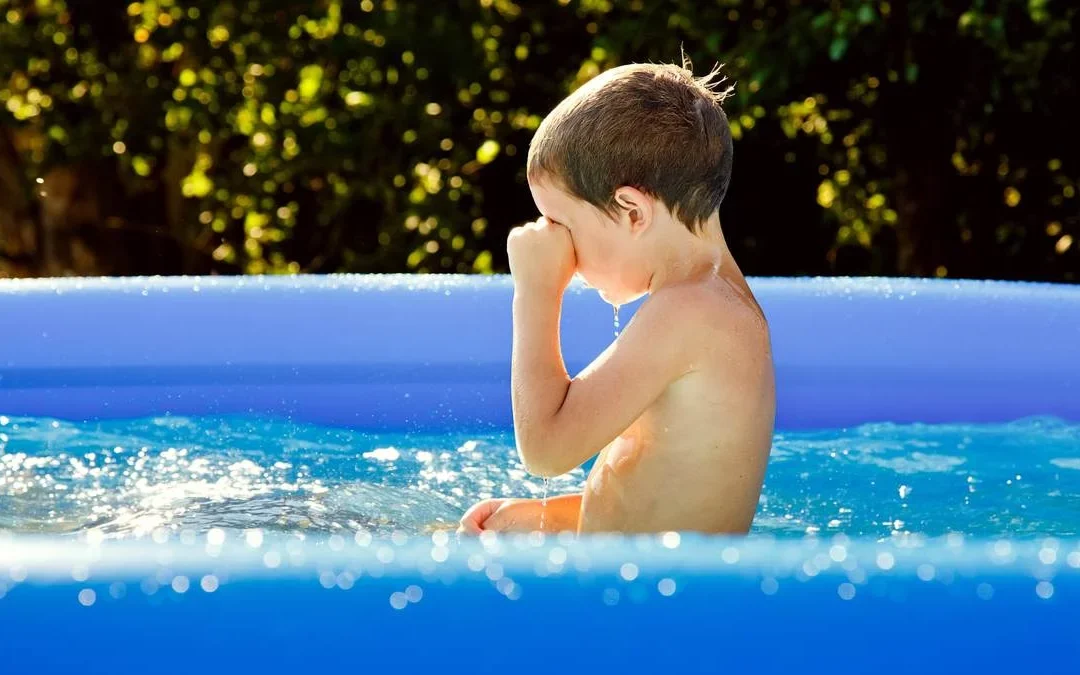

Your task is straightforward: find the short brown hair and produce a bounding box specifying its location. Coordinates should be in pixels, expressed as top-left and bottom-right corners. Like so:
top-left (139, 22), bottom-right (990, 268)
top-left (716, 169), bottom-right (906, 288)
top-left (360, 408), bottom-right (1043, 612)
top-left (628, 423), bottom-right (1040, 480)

top-left (527, 61), bottom-right (734, 232)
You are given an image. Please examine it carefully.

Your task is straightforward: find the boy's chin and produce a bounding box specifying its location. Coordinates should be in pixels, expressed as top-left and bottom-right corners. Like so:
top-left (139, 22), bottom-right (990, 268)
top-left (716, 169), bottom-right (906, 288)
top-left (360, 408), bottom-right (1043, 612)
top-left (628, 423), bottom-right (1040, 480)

top-left (598, 288), bottom-right (646, 307)
top-left (596, 288), bottom-right (628, 306)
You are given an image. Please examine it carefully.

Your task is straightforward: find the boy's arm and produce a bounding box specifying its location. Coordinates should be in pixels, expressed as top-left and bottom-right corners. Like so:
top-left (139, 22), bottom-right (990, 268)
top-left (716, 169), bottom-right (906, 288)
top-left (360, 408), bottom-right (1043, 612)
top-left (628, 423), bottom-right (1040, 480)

top-left (513, 284), bottom-right (700, 477)
top-left (540, 493), bottom-right (583, 531)
top-left (488, 494), bottom-right (583, 532)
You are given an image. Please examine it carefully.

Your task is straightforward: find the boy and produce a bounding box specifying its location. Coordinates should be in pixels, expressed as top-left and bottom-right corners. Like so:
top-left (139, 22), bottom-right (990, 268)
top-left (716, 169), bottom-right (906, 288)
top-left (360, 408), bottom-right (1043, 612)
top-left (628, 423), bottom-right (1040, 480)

top-left (459, 62), bottom-right (775, 535)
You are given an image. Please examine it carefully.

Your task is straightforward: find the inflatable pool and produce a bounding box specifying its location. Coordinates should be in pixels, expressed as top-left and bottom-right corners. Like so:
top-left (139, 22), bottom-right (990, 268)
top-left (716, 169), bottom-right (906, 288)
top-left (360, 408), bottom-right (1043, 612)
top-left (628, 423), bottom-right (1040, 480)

top-left (1, 275), bottom-right (1078, 673)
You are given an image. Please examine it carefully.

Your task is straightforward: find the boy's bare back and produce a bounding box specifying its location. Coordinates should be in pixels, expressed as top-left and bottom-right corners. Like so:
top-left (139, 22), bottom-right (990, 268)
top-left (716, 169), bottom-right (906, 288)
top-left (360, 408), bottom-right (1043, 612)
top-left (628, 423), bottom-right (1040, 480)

top-left (579, 266), bottom-right (774, 534)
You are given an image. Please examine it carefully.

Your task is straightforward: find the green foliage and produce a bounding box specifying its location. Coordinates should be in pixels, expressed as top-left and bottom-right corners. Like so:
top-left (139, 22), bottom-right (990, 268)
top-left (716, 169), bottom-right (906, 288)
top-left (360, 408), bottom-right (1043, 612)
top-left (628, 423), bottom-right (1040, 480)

top-left (0, 0), bottom-right (1076, 281)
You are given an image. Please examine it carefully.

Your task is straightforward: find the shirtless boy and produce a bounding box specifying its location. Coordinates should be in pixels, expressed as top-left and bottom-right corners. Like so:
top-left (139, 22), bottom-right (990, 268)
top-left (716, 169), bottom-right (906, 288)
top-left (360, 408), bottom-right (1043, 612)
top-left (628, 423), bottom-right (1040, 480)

top-left (459, 62), bottom-right (775, 535)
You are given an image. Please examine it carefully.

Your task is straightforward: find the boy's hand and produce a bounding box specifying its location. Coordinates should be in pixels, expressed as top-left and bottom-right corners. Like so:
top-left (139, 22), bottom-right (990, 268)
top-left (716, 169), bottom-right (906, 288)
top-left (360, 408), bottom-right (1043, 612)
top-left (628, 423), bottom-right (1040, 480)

top-left (457, 498), bottom-right (538, 535)
top-left (457, 498), bottom-right (508, 535)
top-left (507, 218), bottom-right (576, 298)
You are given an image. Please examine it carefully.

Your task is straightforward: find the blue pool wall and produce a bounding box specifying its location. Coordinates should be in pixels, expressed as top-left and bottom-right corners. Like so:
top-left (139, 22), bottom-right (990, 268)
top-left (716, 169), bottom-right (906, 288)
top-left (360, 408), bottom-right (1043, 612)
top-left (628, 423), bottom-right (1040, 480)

top-left (2, 536), bottom-right (1079, 673)
top-left (1, 275), bottom-right (1078, 429)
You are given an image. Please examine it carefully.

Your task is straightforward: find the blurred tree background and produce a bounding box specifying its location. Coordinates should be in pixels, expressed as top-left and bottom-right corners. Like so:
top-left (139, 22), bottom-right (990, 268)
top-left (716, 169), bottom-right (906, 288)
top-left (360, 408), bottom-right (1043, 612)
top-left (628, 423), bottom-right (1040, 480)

top-left (0, 0), bottom-right (1076, 281)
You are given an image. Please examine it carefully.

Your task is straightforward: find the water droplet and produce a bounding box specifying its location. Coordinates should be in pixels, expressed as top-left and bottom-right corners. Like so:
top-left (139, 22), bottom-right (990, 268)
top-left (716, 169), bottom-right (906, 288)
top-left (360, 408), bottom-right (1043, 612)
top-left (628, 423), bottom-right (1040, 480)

top-left (602, 588), bottom-right (620, 606)
top-left (657, 578), bottom-right (676, 596)
top-left (77, 589), bottom-right (96, 606)
top-left (760, 578), bottom-right (779, 595)
top-left (876, 552), bottom-right (895, 570)
top-left (1036, 581), bottom-right (1054, 600)
top-left (206, 528), bottom-right (226, 546)
top-left (245, 529), bottom-right (264, 548)
top-left (539, 477), bottom-right (550, 531)
top-left (548, 547), bottom-right (567, 565)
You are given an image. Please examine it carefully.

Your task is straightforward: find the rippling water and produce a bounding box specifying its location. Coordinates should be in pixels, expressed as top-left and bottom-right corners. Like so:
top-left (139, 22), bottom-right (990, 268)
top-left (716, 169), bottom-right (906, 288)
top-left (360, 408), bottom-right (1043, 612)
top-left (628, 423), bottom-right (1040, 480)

top-left (1, 415), bottom-right (1077, 538)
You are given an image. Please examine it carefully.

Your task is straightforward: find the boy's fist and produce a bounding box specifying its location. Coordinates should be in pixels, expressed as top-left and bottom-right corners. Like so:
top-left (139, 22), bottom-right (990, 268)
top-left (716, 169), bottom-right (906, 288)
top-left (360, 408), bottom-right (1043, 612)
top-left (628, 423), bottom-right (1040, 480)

top-left (507, 218), bottom-right (576, 297)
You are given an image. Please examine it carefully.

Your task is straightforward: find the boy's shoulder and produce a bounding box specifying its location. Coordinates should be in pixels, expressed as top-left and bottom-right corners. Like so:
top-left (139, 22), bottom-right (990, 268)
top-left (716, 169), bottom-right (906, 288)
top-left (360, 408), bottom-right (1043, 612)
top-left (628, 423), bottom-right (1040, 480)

top-left (640, 274), bottom-right (769, 351)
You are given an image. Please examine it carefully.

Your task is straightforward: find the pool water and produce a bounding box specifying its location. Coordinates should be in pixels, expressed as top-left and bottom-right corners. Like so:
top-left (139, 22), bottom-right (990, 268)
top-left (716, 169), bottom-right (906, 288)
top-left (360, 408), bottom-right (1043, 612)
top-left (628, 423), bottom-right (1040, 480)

top-left (1, 415), bottom-right (1078, 538)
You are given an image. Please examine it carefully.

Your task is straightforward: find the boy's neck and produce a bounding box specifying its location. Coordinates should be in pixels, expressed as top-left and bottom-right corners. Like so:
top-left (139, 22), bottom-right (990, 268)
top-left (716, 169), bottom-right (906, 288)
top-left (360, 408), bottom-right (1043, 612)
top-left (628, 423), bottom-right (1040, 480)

top-left (646, 212), bottom-right (735, 293)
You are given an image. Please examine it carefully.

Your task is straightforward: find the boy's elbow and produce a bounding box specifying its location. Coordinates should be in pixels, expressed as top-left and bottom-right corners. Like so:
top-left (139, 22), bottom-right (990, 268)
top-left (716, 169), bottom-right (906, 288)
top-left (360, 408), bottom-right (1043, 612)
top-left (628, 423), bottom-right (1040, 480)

top-left (517, 444), bottom-right (561, 478)
top-left (516, 431), bottom-right (574, 478)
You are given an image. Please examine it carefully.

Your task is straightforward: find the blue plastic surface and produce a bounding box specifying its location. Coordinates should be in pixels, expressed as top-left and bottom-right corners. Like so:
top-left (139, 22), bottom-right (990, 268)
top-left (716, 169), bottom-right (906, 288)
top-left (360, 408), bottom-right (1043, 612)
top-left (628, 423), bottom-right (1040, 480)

top-left (1, 275), bottom-right (1078, 428)
top-left (1, 275), bottom-right (1079, 674)
top-left (1, 535), bottom-right (1078, 673)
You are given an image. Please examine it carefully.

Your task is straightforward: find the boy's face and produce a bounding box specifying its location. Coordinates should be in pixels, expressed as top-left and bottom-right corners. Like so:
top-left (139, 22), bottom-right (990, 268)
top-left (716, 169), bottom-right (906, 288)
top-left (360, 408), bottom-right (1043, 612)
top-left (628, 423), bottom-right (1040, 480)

top-left (529, 176), bottom-right (648, 306)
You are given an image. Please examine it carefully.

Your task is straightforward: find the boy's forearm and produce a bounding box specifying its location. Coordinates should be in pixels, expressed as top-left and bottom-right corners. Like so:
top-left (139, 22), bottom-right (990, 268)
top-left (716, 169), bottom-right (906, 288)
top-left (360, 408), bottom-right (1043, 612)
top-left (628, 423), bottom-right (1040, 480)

top-left (511, 289), bottom-right (571, 473)
top-left (536, 493), bottom-right (582, 532)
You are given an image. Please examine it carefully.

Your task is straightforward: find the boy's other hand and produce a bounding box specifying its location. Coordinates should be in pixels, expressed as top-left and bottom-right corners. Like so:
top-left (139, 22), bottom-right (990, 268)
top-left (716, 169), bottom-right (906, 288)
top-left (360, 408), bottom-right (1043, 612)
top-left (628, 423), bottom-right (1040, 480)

top-left (507, 218), bottom-right (576, 297)
top-left (457, 498), bottom-right (538, 535)
top-left (457, 498), bottom-right (510, 536)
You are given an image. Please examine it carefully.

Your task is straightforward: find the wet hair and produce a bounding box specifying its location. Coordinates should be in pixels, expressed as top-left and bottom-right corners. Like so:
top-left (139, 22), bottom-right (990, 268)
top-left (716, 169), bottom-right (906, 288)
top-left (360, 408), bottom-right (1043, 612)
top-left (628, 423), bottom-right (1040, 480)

top-left (527, 60), bottom-right (734, 232)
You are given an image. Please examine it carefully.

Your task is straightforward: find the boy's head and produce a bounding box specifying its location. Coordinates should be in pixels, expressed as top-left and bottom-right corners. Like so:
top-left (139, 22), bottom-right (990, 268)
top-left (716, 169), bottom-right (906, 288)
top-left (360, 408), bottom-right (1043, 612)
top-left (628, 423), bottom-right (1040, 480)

top-left (527, 61), bottom-right (734, 305)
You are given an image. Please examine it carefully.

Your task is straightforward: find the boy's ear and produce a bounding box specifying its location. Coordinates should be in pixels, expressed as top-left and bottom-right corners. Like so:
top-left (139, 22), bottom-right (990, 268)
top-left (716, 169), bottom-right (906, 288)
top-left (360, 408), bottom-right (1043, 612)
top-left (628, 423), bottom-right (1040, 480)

top-left (612, 186), bottom-right (653, 237)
